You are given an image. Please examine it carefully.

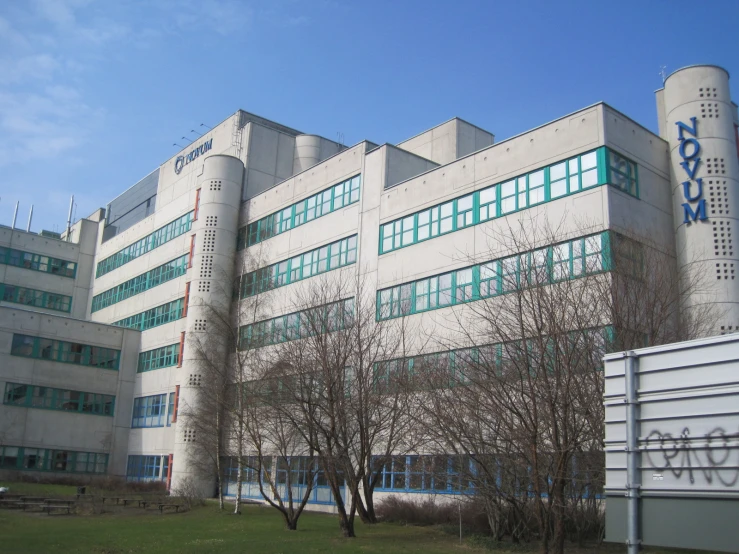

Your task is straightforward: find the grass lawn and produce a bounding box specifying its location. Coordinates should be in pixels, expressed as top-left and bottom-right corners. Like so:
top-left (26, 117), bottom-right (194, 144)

top-left (0, 483), bottom-right (717, 554)
top-left (0, 483), bottom-right (484, 554)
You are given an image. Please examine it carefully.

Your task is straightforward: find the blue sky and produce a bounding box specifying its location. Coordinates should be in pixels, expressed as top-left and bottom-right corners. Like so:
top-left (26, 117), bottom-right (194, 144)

top-left (1, 0), bottom-right (738, 232)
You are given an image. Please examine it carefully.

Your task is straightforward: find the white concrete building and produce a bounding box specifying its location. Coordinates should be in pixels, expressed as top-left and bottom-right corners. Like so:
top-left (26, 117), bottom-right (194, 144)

top-left (1, 65), bottom-right (737, 506)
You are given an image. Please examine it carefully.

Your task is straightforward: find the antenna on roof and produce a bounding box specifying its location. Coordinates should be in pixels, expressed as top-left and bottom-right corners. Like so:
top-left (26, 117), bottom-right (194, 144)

top-left (190, 129), bottom-right (203, 137)
top-left (12, 201), bottom-right (19, 229)
top-left (26, 205), bottom-right (33, 232)
top-left (659, 65), bottom-right (667, 84)
top-left (200, 123), bottom-right (212, 130)
top-left (173, 143), bottom-right (184, 148)
top-left (181, 136), bottom-right (193, 144)
top-left (336, 132), bottom-right (345, 147)
top-left (66, 195), bottom-right (74, 240)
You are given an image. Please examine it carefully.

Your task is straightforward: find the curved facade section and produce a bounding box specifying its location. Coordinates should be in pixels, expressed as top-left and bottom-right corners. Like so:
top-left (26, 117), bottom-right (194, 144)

top-left (663, 65), bottom-right (739, 332)
top-left (293, 134), bottom-right (323, 174)
top-left (170, 155), bottom-right (244, 495)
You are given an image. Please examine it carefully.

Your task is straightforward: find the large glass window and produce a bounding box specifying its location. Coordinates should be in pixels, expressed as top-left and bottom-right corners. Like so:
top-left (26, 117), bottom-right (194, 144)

top-left (4, 382), bottom-right (114, 416)
top-left (96, 212), bottom-right (194, 277)
top-left (238, 175), bottom-right (361, 250)
top-left (0, 248), bottom-right (76, 278)
top-left (240, 235), bottom-right (358, 298)
top-left (92, 254), bottom-right (188, 312)
top-left (377, 232), bottom-right (611, 320)
top-left (131, 394), bottom-right (169, 428)
top-left (239, 298), bottom-right (354, 350)
top-left (0, 445), bottom-right (107, 474)
top-left (9, 334), bottom-right (120, 370)
top-left (138, 343), bottom-right (180, 373)
top-left (126, 455), bottom-right (165, 482)
top-left (113, 298), bottom-right (185, 331)
top-left (379, 148), bottom-right (632, 255)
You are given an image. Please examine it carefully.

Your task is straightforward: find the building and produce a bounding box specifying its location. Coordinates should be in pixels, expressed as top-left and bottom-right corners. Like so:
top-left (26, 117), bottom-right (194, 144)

top-left (1, 65), bottom-right (737, 507)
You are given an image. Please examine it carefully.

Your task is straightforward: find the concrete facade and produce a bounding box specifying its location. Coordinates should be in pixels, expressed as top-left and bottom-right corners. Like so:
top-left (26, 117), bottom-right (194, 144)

top-left (1, 66), bottom-right (737, 507)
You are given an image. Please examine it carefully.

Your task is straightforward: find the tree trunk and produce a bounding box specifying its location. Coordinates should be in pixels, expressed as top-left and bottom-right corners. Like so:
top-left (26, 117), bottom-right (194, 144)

top-left (234, 458), bottom-right (243, 514)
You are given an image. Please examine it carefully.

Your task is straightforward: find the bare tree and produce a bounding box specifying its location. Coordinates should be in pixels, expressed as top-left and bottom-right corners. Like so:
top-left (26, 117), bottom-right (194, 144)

top-left (259, 272), bottom-right (417, 537)
top-left (414, 215), bottom-right (714, 554)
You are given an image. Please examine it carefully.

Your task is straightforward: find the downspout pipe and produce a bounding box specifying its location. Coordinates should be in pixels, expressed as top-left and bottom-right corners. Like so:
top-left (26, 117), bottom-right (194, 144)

top-left (624, 351), bottom-right (641, 554)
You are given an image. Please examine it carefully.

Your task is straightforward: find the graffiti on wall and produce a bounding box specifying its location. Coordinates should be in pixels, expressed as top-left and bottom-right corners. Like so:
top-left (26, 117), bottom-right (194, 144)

top-left (644, 427), bottom-right (739, 486)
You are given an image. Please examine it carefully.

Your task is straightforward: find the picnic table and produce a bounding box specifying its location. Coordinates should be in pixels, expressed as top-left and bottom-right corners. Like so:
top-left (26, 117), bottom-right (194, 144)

top-left (157, 503), bottom-right (183, 513)
top-left (42, 504), bottom-right (73, 515)
top-left (101, 496), bottom-right (125, 505)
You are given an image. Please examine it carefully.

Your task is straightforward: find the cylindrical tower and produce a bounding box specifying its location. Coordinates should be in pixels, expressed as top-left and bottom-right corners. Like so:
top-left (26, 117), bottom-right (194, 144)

top-left (293, 134), bottom-right (323, 173)
top-left (170, 155), bottom-right (244, 496)
top-left (663, 65), bottom-right (739, 334)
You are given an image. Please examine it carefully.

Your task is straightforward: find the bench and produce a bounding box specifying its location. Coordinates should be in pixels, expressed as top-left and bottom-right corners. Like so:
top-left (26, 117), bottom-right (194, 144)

top-left (0, 499), bottom-right (22, 509)
top-left (101, 496), bottom-right (124, 505)
top-left (158, 503), bottom-right (182, 513)
top-left (19, 496), bottom-right (46, 502)
top-left (44, 499), bottom-right (76, 507)
top-left (43, 504), bottom-right (72, 515)
top-left (20, 502), bottom-right (47, 511)
top-left (137, 499), bottom-right (150, 508)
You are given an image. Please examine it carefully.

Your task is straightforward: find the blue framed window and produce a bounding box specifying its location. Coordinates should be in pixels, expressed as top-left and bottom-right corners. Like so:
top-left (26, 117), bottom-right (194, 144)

top-left (0, 283), bottom-right (72, 313)
top-left (237, 175), bottom-right (361, 250)
top-left (126, 455), bottom-right (165, 481)
top-left (240, 235), bottom-right (358, 297)
top-left (4, 382), bottom-right (115, 416)
top-left (0, 247), bottom-right (77, 278)
top-left (378, 147), bottom-right (637, 255)
top-left (91, 254), bottom-right (189, 312)
top-left (377, 232), bottom-right (610, 321)
top-left (131, 394), bottom-right (169, 428)
top-left (96, 211), bottom-right (194, 277)
top-left (374, 455), bottom-right (472, 493)
top-left (10, 334), bottom-right (120, 370)
top-left (112, 298), bottom-right (184, 331)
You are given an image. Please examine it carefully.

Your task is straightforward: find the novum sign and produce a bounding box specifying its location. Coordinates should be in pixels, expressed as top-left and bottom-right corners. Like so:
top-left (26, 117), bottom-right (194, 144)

top-left (676, 117), bottom-right (707, 223)
top-left (175, 139), bottom-right (213, 175)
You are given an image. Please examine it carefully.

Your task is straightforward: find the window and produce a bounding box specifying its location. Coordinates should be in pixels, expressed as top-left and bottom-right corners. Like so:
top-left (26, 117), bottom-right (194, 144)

top-left (4, 382), bottom-right (114, 416)
top-left (0, 445), bottom-right (107, 474)
top-left (377, 232), bottom-right (613, 320)
top-left (478, 186), bottom-right (497, 222)
top-left (92, 254), bottom-right (189, 312)
top-left (378, 148), bottom-right (616, 255)
top-left (0, 248), bottom-right (76, 278)
top-left (138, 343), bottom-right (180, 373)
top-left (10, 334), bottom-right (120, 370)
top-left (375, 455), bottom-right (465, 493)
top-left (112, 298), bottom-right (184, 331)
top-left (240, 235), bottom-right (359, 298)
top-left (608, 150), bottom-right (638, 196)
top-left (132, 394), bottom-right (169, 428)
top-left (96, 212), bottom-right (194, 277)
top-left (456, 194), bottom-right (474, 228)
top-left (126, 455), bottom-right (165, 482)
top-left (237, 175), bottom-right (361, 250)
top-left (239, 298), bottom-right (354, 350)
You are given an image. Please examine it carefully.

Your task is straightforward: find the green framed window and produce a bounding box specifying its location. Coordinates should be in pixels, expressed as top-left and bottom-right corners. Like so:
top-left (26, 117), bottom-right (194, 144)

top-left (96, 211), bottom-right (194, 278)
top-left (138, 343), bottom-right (180, 373)
top-left (238, 297), bottom-right (354, 350)
top-left (606, 150), bottom-right (639, 197)
top-left (240, 235), bottom-right (358, 298)
top-left (376, 232), bottom-right (612, 321)
top-left (237, 175), bottom-right (361, 250)
top-left (0, 445), bottom-right (108, 474)
top-left (0, 246), bottom-right (77, 278)
top-left (378, 147), bottom-right (637, 255)
top-left (10, 334), bottom-right (121, 370)
top-left (91, 254), bottom-right (189, 312)
top-left (112, 298), bottom-right (185, 331)
top-left (0, 283), bottom-right (72, 313)
top-left (4, 382), bottom-right (115, 416)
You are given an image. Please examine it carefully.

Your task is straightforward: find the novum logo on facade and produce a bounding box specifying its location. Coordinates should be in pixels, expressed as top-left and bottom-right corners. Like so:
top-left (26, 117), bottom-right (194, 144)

top-left (175, 139), bottom-right (213, 175)
top-left (676, 118), bottom-right (707, 224)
